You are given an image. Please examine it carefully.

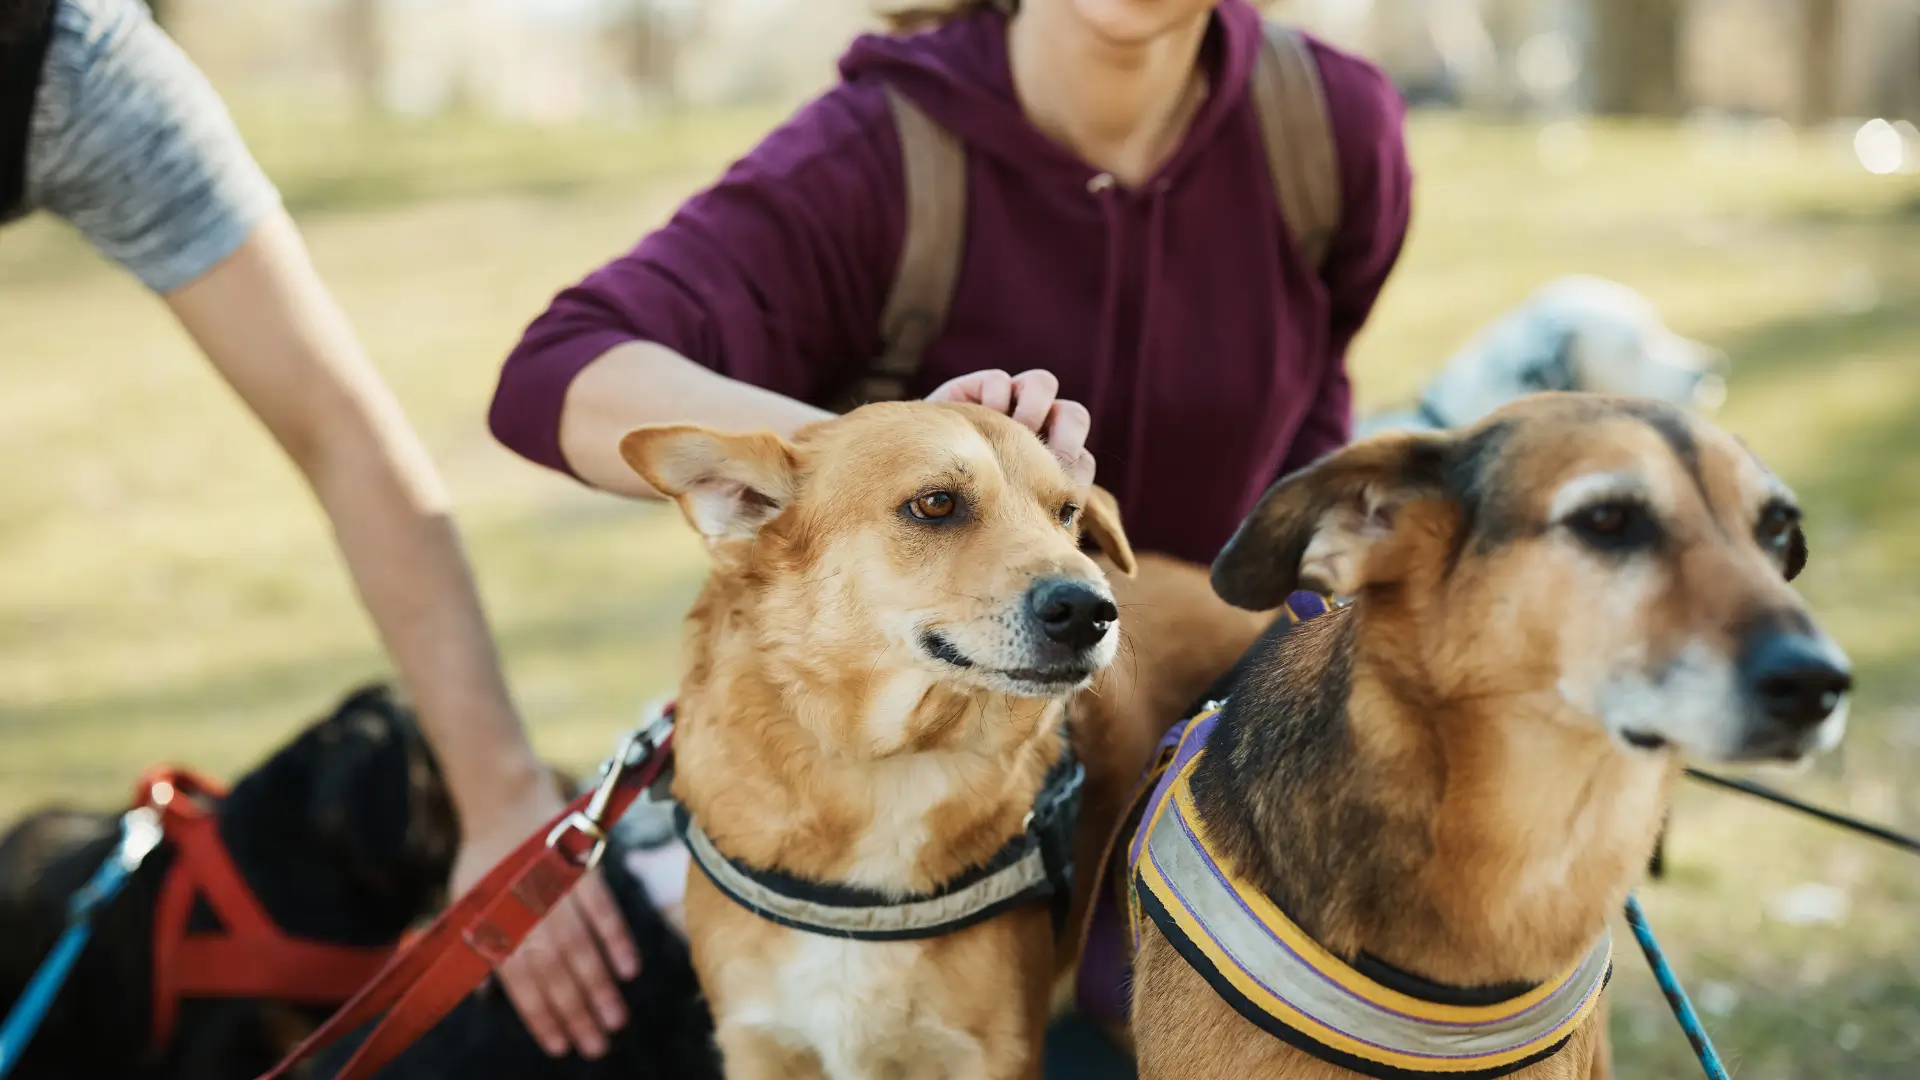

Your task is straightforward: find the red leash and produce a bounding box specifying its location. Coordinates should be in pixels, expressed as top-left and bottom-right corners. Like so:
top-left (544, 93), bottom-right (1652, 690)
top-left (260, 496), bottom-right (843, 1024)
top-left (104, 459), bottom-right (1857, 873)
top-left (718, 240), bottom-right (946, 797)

top-left (253, 712), bottom-right (676, 1080)
top-left (137, 768), bottom-right (399, 1050)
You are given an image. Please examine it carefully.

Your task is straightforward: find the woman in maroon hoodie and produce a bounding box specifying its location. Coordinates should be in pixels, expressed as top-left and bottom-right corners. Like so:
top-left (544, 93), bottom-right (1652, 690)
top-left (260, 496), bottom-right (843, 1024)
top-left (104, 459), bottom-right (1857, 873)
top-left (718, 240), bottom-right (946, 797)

top-left (491, 0), bottom-right (1411, 567)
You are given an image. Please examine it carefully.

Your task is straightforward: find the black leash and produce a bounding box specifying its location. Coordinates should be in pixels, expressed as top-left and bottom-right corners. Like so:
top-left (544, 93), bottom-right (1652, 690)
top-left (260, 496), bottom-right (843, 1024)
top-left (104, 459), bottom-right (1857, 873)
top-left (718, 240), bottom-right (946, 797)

top-left (1683, 768), bottom-right (1920, 858)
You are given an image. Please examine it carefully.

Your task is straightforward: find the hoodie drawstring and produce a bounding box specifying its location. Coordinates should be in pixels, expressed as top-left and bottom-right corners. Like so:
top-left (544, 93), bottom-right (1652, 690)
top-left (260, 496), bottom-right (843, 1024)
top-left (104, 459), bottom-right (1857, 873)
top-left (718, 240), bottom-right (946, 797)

top-left (1085, 172), bottom-right (1124, 444)
top-left (1122, 180), bottom-right (1172, 514)
top-left (1085, 171), bottom-right (1174, 516)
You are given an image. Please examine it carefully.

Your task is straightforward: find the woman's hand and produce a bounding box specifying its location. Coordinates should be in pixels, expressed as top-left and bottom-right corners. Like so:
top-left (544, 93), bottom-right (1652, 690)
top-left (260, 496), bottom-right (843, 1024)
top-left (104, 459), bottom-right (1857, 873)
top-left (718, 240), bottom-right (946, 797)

top-left (453, 785), bottom-right (638, 1060)
top-left (925, 369), bottom-right (1095, 485)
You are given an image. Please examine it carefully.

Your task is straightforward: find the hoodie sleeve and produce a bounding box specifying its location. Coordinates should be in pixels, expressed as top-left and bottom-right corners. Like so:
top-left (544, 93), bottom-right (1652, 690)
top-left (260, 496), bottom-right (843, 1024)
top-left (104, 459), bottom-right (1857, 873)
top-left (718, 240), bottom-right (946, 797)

top-left (1280, 39), bottom-right (1413, 476)
top-left (489, 83), bottom-right (904, 477)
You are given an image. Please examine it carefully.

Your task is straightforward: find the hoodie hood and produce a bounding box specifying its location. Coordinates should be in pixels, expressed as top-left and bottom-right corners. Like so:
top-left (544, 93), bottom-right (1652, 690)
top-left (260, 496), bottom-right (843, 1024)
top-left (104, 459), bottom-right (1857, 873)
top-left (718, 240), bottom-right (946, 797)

top-left (839, 1), bottom-right (1265, 189)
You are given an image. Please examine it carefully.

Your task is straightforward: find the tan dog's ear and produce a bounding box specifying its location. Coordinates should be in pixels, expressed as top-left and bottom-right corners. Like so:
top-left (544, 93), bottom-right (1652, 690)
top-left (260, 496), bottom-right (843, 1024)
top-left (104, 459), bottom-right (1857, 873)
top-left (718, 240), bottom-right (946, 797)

top-left (1081, 485), bottom-right (1136, 577)
top-left (618, 425), bottom-right (800, 543)
top-left (1211, 431), bottom-right (1454, 610)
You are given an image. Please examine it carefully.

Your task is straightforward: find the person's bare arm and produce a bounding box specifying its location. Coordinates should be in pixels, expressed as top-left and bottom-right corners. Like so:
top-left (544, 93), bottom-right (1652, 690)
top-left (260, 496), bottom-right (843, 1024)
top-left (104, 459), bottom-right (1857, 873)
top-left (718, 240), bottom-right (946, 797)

top-left (560, 346), bottom-right (1092, 494)
top-left (559, 342), bottom-right (834, 497)
top-left (169, 211), bottom-right (539, 826)
top-left (494, 86), bottom-right (1093, 495)
top-left (166, 210), bottom-right (638, 1059)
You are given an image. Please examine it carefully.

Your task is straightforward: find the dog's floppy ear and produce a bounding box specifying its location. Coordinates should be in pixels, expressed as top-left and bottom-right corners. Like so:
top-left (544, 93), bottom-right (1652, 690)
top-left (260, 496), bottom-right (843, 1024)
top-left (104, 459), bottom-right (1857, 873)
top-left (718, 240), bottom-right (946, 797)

top-left (1081, 485), bottom-right (1137, 577)
top-left (1211, 431), bottom-right (1453, 610)
top-left (619, 425), bottom-right (801, 543)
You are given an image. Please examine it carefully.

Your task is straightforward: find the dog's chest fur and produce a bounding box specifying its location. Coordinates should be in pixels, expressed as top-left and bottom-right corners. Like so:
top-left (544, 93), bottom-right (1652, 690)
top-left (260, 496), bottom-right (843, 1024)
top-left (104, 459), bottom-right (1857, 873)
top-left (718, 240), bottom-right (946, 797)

top-left (726, 932), bottom-right (992, 1079)
top-left (840, 745), bottom-right (972, 887)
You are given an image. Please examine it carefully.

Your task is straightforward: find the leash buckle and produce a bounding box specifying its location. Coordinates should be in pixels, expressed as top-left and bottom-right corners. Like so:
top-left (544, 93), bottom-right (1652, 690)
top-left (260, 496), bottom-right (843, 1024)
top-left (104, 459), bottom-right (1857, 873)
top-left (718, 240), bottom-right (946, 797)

top-left (547, 707), bottom-right (677, 871)
top-left (544, 812), bottom-right (610, 873)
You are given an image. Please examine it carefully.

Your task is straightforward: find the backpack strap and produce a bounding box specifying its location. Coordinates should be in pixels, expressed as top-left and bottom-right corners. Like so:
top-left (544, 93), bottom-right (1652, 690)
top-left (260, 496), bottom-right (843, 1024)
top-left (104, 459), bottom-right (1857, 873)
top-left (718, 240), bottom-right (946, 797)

top-left (834, 84), bottom-right (967, 412)
top-left (0, 0), bottom-right (56, 221)
top-left (1251, 22), bottom-right (1342, 273)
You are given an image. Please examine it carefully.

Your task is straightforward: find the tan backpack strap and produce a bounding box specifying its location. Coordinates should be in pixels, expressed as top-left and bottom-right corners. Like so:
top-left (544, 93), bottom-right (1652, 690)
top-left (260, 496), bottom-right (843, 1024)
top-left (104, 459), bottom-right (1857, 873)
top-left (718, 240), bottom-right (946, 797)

top-left (836, 84), bottom-right (967, 412)
top-left (1251, 22), bottom-right (1342, 273)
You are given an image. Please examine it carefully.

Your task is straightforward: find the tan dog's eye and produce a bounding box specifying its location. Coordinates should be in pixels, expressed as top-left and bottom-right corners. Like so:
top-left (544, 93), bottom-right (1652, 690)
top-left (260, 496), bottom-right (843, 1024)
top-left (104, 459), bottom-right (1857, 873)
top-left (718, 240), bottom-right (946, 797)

top-left (907, 492), bottom-right (958, 521)
top-left (1058, 503), bottom-right (1080, 528)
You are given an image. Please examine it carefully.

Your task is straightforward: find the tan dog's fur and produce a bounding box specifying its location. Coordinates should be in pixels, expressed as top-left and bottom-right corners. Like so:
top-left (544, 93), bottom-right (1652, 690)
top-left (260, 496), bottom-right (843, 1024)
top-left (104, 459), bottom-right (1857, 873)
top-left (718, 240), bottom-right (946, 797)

top-left (621, 402), bottom-right (1252, 1080)
top-left (1055, 551), bottom-right (1268, 1028)
top-left (1128, 394), bottom-right (1848, 1079)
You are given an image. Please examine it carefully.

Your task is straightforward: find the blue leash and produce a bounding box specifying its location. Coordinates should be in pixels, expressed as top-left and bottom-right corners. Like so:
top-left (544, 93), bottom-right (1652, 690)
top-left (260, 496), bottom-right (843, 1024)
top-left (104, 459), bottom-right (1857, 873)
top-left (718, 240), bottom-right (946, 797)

top-left (0, 807), bottom-right (165, 1079)
top-left (1624, 894), bottom-right (1731, 1080)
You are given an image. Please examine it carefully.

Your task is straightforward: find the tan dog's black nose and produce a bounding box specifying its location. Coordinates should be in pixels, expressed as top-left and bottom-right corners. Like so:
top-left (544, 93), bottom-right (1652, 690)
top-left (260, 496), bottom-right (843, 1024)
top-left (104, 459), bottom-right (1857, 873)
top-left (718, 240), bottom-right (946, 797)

top-left (1028, 579), bottom-right (1117, 652)
top-left (1742, 631), bottom-right (1852, 729)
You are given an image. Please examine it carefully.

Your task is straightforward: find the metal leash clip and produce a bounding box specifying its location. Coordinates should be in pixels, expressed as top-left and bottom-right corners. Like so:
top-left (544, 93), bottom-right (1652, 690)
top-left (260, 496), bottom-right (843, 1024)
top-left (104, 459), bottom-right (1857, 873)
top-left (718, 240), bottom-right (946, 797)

top-left (545, 705), bottom-right (676, 873)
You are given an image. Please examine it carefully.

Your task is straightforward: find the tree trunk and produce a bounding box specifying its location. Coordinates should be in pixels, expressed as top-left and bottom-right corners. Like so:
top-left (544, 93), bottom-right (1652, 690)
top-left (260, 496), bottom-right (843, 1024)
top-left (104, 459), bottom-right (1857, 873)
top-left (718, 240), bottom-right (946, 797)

top-left (338, 0), bottom-right (385, 113)
top-left (1799, 0), bottom-right (1841, 125)
top-left (1588, 0), bottom-right (1686, 116)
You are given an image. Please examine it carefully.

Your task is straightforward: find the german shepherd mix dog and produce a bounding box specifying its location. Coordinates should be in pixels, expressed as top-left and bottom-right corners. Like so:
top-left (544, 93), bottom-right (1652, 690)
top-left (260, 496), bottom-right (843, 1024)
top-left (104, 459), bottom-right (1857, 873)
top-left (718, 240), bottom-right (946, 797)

top-left (1127, 394), bottom-right (1851, 1080)
top-left (619, 402), bottom-right (1143, 1080)
top-left (0, 686), bottom-right (457, 1080)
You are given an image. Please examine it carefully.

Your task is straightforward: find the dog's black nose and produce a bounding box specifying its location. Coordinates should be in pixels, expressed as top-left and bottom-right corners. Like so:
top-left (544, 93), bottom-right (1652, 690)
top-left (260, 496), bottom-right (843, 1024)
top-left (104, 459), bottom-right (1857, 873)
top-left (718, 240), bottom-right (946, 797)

top-left (1028, 578), bottom-right (1117, 651)
top-left (1742, 631), bottom-right (1852, 728)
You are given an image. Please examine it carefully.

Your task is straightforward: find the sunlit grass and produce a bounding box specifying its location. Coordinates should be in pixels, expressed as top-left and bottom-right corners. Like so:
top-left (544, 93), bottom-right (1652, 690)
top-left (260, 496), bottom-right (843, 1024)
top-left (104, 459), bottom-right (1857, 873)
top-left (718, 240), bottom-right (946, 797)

top-left (0, 108), bottom-right (1915, 1077)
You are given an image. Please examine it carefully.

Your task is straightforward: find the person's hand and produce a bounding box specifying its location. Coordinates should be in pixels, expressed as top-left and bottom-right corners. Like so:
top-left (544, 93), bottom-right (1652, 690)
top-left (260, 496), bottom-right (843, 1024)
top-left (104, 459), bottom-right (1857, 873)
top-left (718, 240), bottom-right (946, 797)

top-left (451, 779), bottom-right (639, 1060)
top-left (926, 368), bottom-right (1096, 486)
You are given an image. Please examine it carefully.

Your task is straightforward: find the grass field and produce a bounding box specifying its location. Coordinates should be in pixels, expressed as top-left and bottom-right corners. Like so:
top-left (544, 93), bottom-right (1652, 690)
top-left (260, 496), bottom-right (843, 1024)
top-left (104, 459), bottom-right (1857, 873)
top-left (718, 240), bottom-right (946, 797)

top-left (1, 105), bottom-right (1916, 1076)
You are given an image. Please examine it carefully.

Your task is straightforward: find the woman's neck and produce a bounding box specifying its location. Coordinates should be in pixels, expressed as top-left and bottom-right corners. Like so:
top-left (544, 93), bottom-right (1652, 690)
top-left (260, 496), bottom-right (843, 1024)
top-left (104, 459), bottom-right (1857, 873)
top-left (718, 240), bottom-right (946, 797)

top-left (1006, 2), bottom-right (1211, 186)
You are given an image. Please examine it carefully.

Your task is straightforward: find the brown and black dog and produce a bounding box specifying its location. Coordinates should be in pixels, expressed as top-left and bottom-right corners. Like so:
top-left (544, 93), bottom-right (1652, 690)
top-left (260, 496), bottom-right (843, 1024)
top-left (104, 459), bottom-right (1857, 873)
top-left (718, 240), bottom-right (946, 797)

top-left (1125, 393), bottom-right (1851, 1079)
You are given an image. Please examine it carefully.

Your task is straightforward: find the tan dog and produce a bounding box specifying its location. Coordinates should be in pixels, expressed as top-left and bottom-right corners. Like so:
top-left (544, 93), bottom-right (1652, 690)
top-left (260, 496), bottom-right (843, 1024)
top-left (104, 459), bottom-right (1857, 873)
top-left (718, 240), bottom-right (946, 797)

top-left (1128, 393), bottom-right (1852, 1080)
top-left (620, 401), bottom-right (1148, 1080)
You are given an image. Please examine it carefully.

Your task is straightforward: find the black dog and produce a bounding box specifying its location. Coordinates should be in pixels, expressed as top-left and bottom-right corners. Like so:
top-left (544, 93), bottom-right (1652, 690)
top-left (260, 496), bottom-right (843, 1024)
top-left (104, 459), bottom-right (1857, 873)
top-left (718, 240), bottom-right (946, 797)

top-left (304, 825), bottom-right (721, 1080)
top-left (0, 684), bottom-right (457, 1080)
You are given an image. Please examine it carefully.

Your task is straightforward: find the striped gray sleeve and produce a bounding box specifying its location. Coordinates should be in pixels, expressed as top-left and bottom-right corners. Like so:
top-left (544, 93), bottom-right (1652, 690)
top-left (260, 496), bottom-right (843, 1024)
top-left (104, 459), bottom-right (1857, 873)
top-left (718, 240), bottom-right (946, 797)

top-left (25, 0), bottom-right (281, 294)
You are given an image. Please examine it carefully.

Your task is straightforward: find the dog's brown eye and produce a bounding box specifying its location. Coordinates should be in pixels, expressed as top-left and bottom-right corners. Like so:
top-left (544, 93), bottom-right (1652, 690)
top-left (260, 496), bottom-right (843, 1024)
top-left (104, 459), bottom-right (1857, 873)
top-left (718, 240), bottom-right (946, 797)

top-left (1567, 499), bottom-right (1658, 552)
top-left (1058, 503), bottom-right (1080, 528)
top-left (907, 492), bottom-right (957, 521)
top-left (1584, 505), bottom-right (1627, 534)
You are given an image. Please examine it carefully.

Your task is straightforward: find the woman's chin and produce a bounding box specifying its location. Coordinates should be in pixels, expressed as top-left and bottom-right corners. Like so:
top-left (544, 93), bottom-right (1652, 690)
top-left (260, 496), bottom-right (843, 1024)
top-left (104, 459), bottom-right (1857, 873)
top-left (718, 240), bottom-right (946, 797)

top-left (1065, 0), bottom-right (1213, 47)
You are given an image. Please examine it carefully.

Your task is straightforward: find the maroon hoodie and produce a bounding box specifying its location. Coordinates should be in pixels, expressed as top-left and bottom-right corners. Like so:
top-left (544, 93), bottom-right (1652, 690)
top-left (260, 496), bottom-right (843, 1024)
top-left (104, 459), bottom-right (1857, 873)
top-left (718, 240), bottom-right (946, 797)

top-left (490, 1), bottom-right (1412, 565)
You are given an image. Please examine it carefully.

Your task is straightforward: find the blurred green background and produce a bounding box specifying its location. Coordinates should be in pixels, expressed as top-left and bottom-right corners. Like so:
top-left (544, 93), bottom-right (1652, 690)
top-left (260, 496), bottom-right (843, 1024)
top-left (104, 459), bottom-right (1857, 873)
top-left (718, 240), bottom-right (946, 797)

top-left (3, 1), bottom-right (1919, 1076)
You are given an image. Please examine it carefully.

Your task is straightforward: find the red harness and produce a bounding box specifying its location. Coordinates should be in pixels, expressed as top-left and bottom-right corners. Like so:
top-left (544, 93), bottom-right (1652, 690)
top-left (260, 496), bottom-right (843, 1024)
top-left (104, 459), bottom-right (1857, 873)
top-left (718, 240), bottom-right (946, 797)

top-left (135, 767), bottom-right (403, 1050)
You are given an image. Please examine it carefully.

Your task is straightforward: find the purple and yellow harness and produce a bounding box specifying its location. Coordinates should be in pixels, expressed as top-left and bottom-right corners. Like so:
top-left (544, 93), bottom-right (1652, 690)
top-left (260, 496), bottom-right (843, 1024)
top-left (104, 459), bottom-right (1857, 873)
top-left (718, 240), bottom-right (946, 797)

top-left (1079, 593), bottom-right (1613, 1079)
